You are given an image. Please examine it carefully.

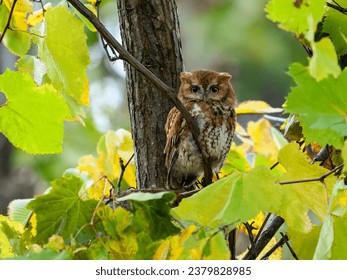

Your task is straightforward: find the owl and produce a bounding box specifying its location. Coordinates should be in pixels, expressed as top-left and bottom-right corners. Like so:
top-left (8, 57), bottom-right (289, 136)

top-left (164, 70), bottom-right (236, 191)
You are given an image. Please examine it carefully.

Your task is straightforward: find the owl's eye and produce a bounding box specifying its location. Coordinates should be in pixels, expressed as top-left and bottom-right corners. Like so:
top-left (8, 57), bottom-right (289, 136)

top-left (191, 86), bottom-right (199, 93)
top-left (211, 86), bottom-right (219, 93)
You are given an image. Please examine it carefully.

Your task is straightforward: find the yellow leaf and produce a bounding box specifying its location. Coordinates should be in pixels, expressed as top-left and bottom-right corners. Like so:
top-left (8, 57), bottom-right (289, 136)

top-left (153, 224), bottom-right (198, 260)
top-left (77, 130), bottom-right (136, 199)
top-left (27, 3), bottom-right (52, 27)
top-left (0, 215), bottom-right (24, 258)
top-left (153, 239), bottom-right (170, 260)
top-left (45, 235), bottom-right (65, 251)
top-left (338, 190), bottom-right (347, 208)
top-left (236, 100), bottom-right (283, 114)
top-left (239, 211), bottom-right (266, 236)
top-left (29, 213), bottom-right (37, 236)
top-left (78, 155), bottom-right (111, 199)
top-left (4, 0), bottom-right (32, 30)
top-left (247, 118), bottom-right (279, 159)
top-left (80, 78), bottom-right (90, 105)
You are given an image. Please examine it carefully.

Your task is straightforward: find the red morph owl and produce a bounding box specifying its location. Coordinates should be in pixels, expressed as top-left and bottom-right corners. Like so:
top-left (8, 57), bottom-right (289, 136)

top-left (164, 70), bottom-right (236, 191)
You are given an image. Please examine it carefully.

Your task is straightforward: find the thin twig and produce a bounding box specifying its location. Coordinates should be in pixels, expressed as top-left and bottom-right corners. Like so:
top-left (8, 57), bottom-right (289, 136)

top-left (228, 228), bottom-right (237, 260)
top-left (66, 0), bottom-right (212, 186)
top-left (117, 154), bottom-right (134, 194)
top-left (0, 0), bottom-right (18, 43)
top-left (242, 215), bottom-right (285, 260)
top-left (280, 232), bottom-right (299, 260)
top-left (243, 221), bottom-right (257, 259)
top-left (278, 163), bottom-right (344, 185)
top-left (260, 233), bottom-right (288, 260)
top-left (327, 1), bottom-right (347, 14)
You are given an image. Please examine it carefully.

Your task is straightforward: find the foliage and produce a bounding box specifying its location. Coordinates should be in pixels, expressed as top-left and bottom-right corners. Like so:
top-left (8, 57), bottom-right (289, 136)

top-left (1, 0), bottom-right (347, 260)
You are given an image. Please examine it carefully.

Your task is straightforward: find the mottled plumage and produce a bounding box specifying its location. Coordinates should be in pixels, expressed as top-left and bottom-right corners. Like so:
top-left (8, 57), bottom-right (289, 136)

top-left (164, 70), bottom-right (236, 190)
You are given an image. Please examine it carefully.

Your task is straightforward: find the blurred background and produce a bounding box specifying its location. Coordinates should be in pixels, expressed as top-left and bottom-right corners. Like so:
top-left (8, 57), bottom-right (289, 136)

top-left (0, 0), bottom-right (306, 214)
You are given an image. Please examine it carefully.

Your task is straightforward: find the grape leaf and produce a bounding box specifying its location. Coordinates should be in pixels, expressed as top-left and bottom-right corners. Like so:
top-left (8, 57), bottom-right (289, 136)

top-left (323, 0), bottom-right (347, 56)
top-left (314, 180), bottom-right (347, 259)
top-left (78, 130), bottom-right (136, 199)
top-left (265, 0), bottom-right (326, 35)
top-left (277, 143), bottom-right (335, 232)
top-left (1, 0), bottom-right (32, 56)
top-left (286, 63), bottom-right (347, 149)
top-left (118, 192), bottom-right (179, 259)
top-left (27, 175), bottom-right (98, 243)
top-left (2, 28), bottom-right (31, 56)
top-left (0, 215), bottom-right (24, 259)
top-left (173, 168), bottom-right (282, 228)
top-left (309, 37), bottom-right (341, 81)
top-left (38, 6), bottom-right (90, 105)
top-left (10, 249), bottom-right (72, 260)
top-left (0, 70), bottom-right (71, 154)
top-left (97, 206), bottom-right (138, 259)
top-left (154, 225), bottom-right (229, 260)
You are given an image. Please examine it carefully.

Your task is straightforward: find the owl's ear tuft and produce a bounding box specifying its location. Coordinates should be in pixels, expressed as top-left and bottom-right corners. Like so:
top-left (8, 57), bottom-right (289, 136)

top-left (219, 72), bottom-right (232, 80)
top-left (180, 72), bottom-right (193, 83)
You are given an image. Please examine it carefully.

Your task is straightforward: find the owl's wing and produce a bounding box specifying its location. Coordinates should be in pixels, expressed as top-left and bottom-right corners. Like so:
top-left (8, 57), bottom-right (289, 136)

top-left (164, 107), bottom-right (183, 172)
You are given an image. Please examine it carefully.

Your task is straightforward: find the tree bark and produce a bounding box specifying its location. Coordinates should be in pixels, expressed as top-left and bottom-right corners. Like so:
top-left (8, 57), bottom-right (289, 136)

top-left (117, 0), bottom-right (184, 189)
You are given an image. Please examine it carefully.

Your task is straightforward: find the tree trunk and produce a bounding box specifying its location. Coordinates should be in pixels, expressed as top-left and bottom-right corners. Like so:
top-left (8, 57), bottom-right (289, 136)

top-left (117, 0), bottom-right (184, 189)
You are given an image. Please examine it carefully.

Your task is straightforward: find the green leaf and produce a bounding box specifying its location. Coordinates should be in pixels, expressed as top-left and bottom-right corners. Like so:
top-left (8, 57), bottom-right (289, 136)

top-left (265, 0), bottom-right (326, 35)
top-left (309, 37), bottom-right (341, 81)
top-left (7, 199), bottom-right (33, 225)
top-left (286, 63), bottom-right (347, 149)
top-left (38, 6), bottom-right (90, 105)
top-left (97, 206), bottom-right (138, 259)
top-left (3, 28), bottom-right (31, 56)
top-left (130, 194), bottom-right (180, 241)
top-left (314, 180), bottom-right (347, 259)
top-left (289, 225), bottom-right (321, 260)
top-left (173, 168), bottom-right (281, 228)
top-left (27, 175), bottom-right (98, 243)
top-left (0, 69), bottom-right (71, 154)
top-left (323, 0), bottom-right (347, 56)
top-left (10, 248), bottom-right (72, 260)
top-left (277, 142), bottom-right (334, 232)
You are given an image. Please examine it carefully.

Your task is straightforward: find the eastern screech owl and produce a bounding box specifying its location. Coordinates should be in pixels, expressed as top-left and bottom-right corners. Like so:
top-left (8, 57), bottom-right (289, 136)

top-left (164, 70), bottom-right (236, 191)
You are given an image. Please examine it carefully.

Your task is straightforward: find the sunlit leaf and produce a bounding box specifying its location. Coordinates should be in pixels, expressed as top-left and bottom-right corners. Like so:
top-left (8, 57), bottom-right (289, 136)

top-left (38, 6), bottom-right (90, 105)
top-left (27, 175), bottom-right (98, 243)
top-left (7, 199), bottom-right (33, 225)
top-left (265, 0), bottom-right (326, 35)
top-left (0, 70), bottom-right (71, 154)
top-left (286, 63), bottom-right (347, 149)
top-left (236, 100), bottom-right (283, 114)
top-left (0, 215), bottom-right (24, 258)
top-left (309, 37), bottom-right (341, 81)
top-left (322, 0), bottom-right (347, 56)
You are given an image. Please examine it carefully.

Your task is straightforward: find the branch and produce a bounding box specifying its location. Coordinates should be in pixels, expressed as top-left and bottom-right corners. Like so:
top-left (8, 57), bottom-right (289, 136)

top-left (67, 0), bottom-right (213, 186)
top-left (0, 0), bottom-right (18, 43)
top-left (242, 215), bottom-right (285, 260)
top-left (327, 1), bottom-right (347, 15)
top-left (278, 163), bottom-right (344, 185)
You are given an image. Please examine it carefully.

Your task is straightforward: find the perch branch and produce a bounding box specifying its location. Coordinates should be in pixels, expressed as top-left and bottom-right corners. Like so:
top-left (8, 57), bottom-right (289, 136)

top-left (67, 0), bottom-right (213, 186)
